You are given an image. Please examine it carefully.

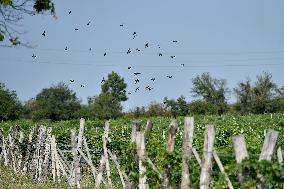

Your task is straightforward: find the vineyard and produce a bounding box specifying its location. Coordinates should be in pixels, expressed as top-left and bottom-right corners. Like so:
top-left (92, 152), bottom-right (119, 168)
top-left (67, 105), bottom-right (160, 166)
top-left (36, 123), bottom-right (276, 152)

top-left (0, 113), bottom-right (284, 188)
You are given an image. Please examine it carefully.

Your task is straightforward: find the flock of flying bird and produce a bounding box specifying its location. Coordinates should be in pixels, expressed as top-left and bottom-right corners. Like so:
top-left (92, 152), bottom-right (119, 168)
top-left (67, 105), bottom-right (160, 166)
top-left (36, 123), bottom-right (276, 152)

top-left (31, 10), bottom-right (181, 95)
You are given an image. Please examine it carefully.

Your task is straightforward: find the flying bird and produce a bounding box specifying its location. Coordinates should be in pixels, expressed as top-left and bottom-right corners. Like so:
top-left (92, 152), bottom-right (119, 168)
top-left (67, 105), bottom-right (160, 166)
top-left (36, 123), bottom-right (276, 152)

top-left (128, 92), bottom-right (132, 94)
top-left (32, 54), bottom-right (36, 58)
top-left (134, 72), bottom-right (141, 75)
top-left (120, 24), bottom-right (124, 27)
top-left (68, 10), bottom-right (72, 14)
top-left (104, 52), bottom-right (107, 56)
top-left (145, 43), bottom-right (149, 48)
top-left (170, 55), bottom-right (176, 59)
top-left (89, 48), bottom-right (92, 51)
top-left (101, 77), bottom-right (105, 83)
top-left (181, 63), bottom-right (185, 67)
top-left (150, 78), bottom-right (155, 82)
top-left (80, 84), bottom-right (85, 87)
top-left (133, 32), bottom-right (137, 39)
top-left (75, 28), bottom-right (79, 31)
top-left (127, 48), bottom-right (131, 54)
top-left (173, 40), bottom-right (178, 43)
top-left (166, 75), bottom-right (173, 79)
top-left (128, 66), bottom-right (132, 69)
top-left (42, 30), bottom-right (46, 36)
top-left (146, 86), bottom-right (153, 91)
top-left (134, 79), bottom-right (140, 84)
top-left (65, 46), bottom-right (68, 51)
top-left (136, 48), bottom-right (141, 52)
top-left (87, 21), bottom-right (91, 26)
top-left (135, 87), bottom-right (139, 92)
top-left (159, 53), bottom-right (163, 56)
top-left (70, 79), bottom-right (75, 82)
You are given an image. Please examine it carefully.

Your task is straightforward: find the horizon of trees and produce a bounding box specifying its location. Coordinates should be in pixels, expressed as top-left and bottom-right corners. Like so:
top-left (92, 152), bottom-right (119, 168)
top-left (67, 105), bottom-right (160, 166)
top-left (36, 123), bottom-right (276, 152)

top-left (1, 71), bottom-right (284, 121)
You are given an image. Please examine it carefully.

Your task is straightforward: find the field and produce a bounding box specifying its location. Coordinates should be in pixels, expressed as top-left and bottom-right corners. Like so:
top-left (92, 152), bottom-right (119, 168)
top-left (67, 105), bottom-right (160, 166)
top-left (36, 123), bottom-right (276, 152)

top-left (1, 113), bottom-right (284, 188)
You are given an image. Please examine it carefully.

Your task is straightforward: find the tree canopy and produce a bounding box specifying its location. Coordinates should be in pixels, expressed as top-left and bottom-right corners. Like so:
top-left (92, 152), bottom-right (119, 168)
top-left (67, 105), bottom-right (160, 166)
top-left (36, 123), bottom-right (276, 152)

top-left (0, 82), bottom-right (22, 120)
top-left (191, 72), bottom-right (229, 114)
top-left (29, 82), bottom-right (81, 121)
top-left (0, 0), bottom-right (55, 46)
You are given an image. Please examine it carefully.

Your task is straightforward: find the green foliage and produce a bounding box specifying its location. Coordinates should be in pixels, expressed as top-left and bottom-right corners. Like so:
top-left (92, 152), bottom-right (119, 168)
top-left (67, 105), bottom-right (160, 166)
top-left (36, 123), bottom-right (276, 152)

top-left (101, 71), bottom-right (128, 102)
top-left (28, 82), bottom-right (81, 121)
top-left (34, 0), bottom-right (55, 14)
top-left (146, 101), bottom-right (166, 117)
top-left (0, 82), bottom-right (22, 121)
top-left (89, 92), bottom-right (122, 120)
top-left (188, 100), bottom-right (218, 115)
top-left (164, 96), bottom-right (189, 117)
top-left (191, 72), bottom-right (229, 114)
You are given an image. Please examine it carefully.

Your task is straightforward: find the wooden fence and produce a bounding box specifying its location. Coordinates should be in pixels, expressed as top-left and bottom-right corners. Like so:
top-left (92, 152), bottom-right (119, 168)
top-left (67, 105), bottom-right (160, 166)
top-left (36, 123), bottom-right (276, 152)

top-left (0, 117), bottom-right (283, 189)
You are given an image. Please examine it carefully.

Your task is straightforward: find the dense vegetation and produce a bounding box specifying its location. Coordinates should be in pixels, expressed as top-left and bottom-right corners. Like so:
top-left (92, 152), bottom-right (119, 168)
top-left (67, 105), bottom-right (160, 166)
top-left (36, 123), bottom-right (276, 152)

top-left (1, 72), bottom-right (284, 122)
top-left (1, 113), bottom-right (284, 188)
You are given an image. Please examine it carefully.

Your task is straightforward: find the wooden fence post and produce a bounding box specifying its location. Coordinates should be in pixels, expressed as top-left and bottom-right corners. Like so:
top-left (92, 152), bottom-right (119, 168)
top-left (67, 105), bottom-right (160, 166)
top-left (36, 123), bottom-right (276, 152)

top-left (277, 147), bottom-right (283, 163)
top-left (75, 118), bottom-right (85, 189)
top-left (103, 120), bottom-right (112, 188)
top-left (259, 129), bottom-right (279, 161)
top-left (144, 120), bottom-right (153, 140)
top-left (162, 119), bottom-right (178, 189)
top-left (136, 131), bottom-right (149, 189)
top-left (22, 126), bottom-right (35, 174)
top-left (131, 121), bottom-right (141, 143)
top-left (200, 125), bottom-right (215, 189)
top-left (41, 127), bottom-right (52, 180)
top-left (232, 135), bottom-right (249, 188)
top-left (181, 117), bottom-right (194, 189)
top-left (70, 129), bottom-right (77, 187)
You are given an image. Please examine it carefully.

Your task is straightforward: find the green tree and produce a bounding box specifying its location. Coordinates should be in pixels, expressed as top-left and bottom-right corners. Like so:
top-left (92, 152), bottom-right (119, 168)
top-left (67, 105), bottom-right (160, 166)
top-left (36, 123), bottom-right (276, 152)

top-left (101, 71), bottom-right (128, 102)
top-left (188, 100), bottom-right (218, 115)
top-left (89, 92), bottom-right (122, 120)
top-left (146, 101), bottom-right (166, 117)
top-left (163, 95), bottom-right (189, 117)
top-left (0, 0), bottom-right (55, 46)
top-left (0, 82), bottom-right (22, 120)
top-left (191, 72), bottom-right (229, 114)
top-left (234, 72), bottom-right (278, 114)
top-left (30, 82), bottom-right (81, 121)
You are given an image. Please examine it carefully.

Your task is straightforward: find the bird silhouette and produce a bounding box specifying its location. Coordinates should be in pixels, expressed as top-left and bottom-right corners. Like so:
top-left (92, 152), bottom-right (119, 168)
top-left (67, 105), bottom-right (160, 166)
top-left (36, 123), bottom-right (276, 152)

top-left (68, 11), bottom-right (72, 14)
top-left (89, 48), bottom-right (92, 51)
top-left (128, 92), bottom-right (132, 94)
top-left (181, 63), bottom-right (185, 67)
top-left (166, 75), bottom-right (173, 79)
top-left (136, 48), bottom-right (141, 52)
top-left (134, 72), bottom-right (141, 75)
top-left (146, 86), bottom-right (153, 91)
top-left (135, 87), bottom-right (139, 92)
top-left (101, 77), bottom-right (105, 83)
top-left (173, 40), bottom-right (178, 43)
top-left (150, 78), bottom-right (155, 82)
top-left (42, 30), bottom-right (46, 36)
top-left (133, 32), bottom-right (137, 39)
top-left (75, 28), bottom-right (79, 31)
top-left (127, 48), bottom-right (131, 54)
top-left (120, 24), bottom-right (124, 27)
top-left (170, 55), bottom-right (176, 59)
top-left (70, 79), bottom-right (75, 82)
top-left (80, 84), bottom-right (85, 87)
top-left (104, 52), bottom-right (107, 56)
top-left (135, 79), bottom-right (140, 84)
top-left (65, 46), bottom-right (68, 51)
top-left (87, 21), bottom-right (91, 26)
top-left (145, 43), bottom-right (149, 48)
top-left (32, 54), bottom-right (36, 58)
top-left (159, 53), bottom-right (163, 56)
top-left (128, 66), bottom-right (132, 69)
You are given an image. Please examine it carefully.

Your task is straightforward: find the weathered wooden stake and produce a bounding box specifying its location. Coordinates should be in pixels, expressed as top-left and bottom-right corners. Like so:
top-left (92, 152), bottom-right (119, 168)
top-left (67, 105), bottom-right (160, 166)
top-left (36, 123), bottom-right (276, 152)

top-left (277, 147), bottom-right (283, 163)
top-left (103, 120), bottom-right (113, 188)
top-left (41, 127), bottom-right (52, 180)
top-left (136, 131), bottom-right (149, 189)
top-left (232, 135), bottom-right (249, 189)
top-left (95, 155), bottom-right (106, 188)
top-left (108, 149), bottom-right (126, 189)
top-left (213, 151), bottom-right (234, 189)
top-left (259, 129), bottom-right (279, 161)
top-left (131, 121), bottom-right (141, 143)
top-left (162, 119), bottom-right (178, 189)
top-left (200, 125), bottom-right (215, 189)
top-left (144, 120), bottom-right (153, 140)
top-left (181, 117), bottom-right (194, 189)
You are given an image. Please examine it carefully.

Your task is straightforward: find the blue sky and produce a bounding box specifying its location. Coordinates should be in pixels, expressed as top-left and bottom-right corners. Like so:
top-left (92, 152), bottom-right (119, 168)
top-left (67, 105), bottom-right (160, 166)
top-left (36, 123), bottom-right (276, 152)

top-left (1, 0), bottom-right (284, 111)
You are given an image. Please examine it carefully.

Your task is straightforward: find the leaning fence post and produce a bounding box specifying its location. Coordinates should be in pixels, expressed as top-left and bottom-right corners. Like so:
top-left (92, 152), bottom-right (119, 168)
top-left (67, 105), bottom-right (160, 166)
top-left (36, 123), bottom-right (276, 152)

top-left (200, 125), bottom-right (215, 189)
top-left (232, 135), bottom-right (249, 189)
top-left (181, 117), bottom-right (194, 189)
top-left (41, 127), bottom-right (52, 180)
top-left (259, 129), bottom-right (279, 161)
top-left (103, 120), bottom-right (113, 188)
top-left (131, 121), bottom-right (141, 143)
top-left (277, 147), bottom-right (283, 163)
top-left (75, 118), bottom-right (85, 189)
top-left (162, 119), bottom-right (178, 189)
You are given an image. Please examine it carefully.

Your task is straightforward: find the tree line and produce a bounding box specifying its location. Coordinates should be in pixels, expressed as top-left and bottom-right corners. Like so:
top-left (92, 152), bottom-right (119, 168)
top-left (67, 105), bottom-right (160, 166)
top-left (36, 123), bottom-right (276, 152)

top-left (1, 71), bottom-right (284, 121)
